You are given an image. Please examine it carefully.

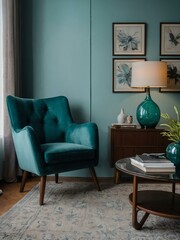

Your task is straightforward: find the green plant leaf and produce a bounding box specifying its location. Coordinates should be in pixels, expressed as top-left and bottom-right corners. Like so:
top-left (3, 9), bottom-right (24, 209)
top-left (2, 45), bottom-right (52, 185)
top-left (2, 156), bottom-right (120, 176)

top-left (160, 106), bottom-right (180, 142)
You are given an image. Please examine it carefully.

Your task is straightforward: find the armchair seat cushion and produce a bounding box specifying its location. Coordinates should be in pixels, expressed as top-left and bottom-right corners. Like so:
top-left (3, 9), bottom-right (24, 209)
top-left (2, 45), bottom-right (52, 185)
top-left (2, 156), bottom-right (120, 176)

top-left (41, 143), bottom-right (95, 165)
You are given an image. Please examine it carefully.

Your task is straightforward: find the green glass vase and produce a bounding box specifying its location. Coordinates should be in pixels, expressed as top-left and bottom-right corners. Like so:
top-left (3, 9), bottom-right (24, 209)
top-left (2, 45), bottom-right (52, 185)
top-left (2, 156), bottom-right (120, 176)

top-left (136, 89), bottom-right (160, 129)
top-left (166, 142), bottom-right (180, 167)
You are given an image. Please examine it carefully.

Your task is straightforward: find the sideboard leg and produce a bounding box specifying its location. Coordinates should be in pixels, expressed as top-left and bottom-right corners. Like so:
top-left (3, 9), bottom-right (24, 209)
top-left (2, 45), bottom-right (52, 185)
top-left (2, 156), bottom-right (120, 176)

top-left (115, 169), bottom-right (121, 184)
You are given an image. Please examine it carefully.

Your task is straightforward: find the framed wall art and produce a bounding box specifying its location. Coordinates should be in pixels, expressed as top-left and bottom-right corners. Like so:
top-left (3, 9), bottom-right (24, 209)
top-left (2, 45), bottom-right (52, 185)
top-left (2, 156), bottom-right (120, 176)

top-left (160, 59), bottom-right (180, 92)
top-left (160, 23), bottom-right (180, 55)
top-left (113, 58), bottom-right (146, 92)
top-left (113, 23), bottom-right (146, 56)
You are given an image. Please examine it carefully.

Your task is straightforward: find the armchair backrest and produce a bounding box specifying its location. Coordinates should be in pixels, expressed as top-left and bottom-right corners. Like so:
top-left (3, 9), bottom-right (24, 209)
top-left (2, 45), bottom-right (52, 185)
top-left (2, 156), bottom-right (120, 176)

top-left (6, 95), bottom-right (73, 143)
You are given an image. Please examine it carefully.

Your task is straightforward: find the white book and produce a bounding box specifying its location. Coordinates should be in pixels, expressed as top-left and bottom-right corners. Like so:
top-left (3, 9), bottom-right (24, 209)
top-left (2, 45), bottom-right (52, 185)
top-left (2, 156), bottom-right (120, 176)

top-left (130, 159), bottom-right (176, 173)
top-left (133, 154), bottom-right (171, 163)
top-left (130, 158), bottom-right (174, 168)
top-left (111, 123), bottom-right (137, 128)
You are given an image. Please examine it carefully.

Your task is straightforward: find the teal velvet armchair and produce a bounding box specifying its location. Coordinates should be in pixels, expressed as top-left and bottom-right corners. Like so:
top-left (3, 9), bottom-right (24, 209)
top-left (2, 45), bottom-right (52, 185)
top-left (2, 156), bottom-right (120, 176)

top-left (6, 95), bottom-right (101, 205)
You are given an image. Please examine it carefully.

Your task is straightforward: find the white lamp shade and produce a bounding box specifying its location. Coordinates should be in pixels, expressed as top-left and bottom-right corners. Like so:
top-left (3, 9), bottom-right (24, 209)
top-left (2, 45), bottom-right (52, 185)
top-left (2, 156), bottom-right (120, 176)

top-left (131, 61), bottom-right (167, 88)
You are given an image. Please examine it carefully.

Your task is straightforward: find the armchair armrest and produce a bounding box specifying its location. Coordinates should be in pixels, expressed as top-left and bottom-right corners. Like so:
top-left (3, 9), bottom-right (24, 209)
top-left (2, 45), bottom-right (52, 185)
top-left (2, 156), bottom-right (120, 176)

top-left (66, 122), bottom-right (99, 150)
top-left (12, 126), bottom-right (46, 175)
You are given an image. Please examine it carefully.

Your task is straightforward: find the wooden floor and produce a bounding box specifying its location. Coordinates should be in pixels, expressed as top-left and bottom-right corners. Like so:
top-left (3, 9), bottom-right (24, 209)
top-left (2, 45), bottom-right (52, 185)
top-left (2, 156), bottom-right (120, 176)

top-left (0, 177), bottom-right (40, 216)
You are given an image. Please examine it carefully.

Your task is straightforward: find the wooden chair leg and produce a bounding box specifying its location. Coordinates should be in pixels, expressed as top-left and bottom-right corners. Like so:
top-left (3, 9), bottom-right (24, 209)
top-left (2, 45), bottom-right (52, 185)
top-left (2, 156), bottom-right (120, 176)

top-left (55, 173), bottom-right (58, 183)
top-left (39, 176), bottom-right (46, 205)
top-left (89, 167), bottom-right (101, 191)
top-left (20, 171), bottom-right (29, 192)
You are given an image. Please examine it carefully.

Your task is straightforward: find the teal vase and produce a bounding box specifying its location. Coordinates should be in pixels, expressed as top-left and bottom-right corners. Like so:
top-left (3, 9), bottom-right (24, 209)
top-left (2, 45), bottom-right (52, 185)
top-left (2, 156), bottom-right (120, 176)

top-left (166, 142), bottom-right (180, 167)
top-left (136, 92), bottom-right (160, 129)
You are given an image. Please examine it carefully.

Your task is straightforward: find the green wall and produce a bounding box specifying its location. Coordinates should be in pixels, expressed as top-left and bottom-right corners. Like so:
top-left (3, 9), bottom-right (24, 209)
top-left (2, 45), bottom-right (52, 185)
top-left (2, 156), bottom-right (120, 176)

top-left (22, 0), bottom-right (180, 177)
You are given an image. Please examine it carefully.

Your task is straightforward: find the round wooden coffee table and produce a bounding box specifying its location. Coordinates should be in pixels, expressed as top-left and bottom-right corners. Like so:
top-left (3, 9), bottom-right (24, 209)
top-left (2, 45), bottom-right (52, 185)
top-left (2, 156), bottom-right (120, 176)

top-left (115, 158), bottom-right (180, 230)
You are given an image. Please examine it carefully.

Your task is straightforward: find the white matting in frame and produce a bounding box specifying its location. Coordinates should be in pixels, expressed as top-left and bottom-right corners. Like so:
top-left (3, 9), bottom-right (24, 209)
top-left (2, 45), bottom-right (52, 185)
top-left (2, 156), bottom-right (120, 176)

top-left (160, 23), bottom-right (180, 56)
top-left (160, 59), bottom-right (180, 92)
top-left (113, 58), bottom-right (146, 92)
top-left (113, 23), bottom-right (146, 56)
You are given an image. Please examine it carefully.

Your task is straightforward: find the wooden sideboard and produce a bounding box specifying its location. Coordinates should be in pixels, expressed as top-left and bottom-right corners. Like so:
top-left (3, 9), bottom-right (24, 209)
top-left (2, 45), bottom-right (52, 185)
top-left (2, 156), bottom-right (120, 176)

top-left (110, 127), bottom-right (170, 167)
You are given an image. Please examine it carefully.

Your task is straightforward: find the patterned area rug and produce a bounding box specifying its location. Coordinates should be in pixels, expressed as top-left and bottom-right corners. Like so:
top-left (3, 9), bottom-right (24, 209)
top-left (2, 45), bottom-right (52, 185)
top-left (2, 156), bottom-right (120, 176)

top-left (0, 182), bottom-right (180, 240)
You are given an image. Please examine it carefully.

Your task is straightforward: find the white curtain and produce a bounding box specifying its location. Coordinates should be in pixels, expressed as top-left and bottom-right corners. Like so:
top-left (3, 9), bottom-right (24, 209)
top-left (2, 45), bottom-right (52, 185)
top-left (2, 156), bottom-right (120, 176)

top-left (2, 0), bottom-right (22, 182)
top-left (0, 1), bottom-right (3, 180)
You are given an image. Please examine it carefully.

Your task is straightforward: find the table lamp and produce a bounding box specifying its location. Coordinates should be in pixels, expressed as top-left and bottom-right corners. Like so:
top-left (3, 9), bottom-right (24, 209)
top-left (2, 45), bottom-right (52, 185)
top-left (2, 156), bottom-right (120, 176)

top-left (131, 61), bottom-right (167, 129)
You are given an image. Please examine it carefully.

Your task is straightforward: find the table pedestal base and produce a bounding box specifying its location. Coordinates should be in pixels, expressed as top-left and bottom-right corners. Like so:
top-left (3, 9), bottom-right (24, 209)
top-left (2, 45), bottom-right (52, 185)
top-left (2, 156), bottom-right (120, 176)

top-left (129, 176), bottom-right (180, 230)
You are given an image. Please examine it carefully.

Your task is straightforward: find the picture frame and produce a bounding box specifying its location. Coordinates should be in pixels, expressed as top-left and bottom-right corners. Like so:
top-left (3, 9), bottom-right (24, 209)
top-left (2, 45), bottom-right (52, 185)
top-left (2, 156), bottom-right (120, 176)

top-left (113, 23), bottom-right (146, 56)
top-left (160, 59), bottom-right (180, 92)
top-left (160, 23), bottom-right (180, 55)
top-left (113, 58), bottom-right (146, 93)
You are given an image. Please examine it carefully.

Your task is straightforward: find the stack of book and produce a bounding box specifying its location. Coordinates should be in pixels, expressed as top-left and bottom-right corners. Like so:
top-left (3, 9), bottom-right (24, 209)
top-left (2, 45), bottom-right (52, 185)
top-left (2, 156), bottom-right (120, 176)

top-left (130, 154), bottom-right (175, 173)
top-left (111, 123), bottom-right (137, 128)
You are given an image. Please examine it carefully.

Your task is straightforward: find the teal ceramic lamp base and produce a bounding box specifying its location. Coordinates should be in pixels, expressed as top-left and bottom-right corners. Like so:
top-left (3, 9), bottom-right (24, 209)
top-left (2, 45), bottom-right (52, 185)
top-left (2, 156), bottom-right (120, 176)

top-left (136, 88), bottom-right (160, 129)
